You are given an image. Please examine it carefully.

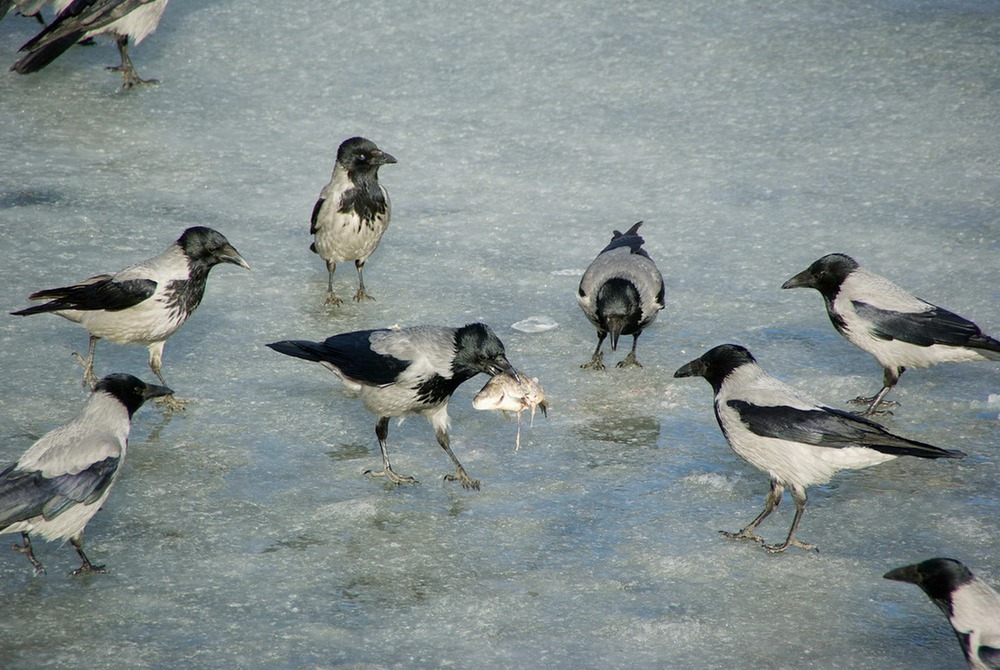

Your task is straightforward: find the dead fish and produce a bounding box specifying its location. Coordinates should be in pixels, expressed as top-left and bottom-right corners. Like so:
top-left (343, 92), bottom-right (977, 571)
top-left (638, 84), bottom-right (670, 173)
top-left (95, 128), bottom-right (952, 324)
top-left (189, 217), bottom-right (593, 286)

top-left (473, 370), bottom-right (548, 451)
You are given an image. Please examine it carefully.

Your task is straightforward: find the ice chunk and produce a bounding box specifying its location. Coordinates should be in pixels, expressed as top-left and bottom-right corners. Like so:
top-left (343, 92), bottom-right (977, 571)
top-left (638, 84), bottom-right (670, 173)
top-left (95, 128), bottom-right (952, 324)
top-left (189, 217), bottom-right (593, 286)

top-left (511, 315), bottom-right (559, 332)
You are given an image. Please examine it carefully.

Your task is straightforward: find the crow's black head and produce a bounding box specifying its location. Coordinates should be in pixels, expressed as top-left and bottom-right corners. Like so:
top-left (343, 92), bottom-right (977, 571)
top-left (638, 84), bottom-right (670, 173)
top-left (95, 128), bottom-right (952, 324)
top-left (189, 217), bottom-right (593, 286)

top-left (94, 373), bottom-right (173, 417)
top-left (453, 323), bottom-right (515, 379)
top-left (884, 558), bottom-right (974, 615)
top-left (781, 253), bottom-right (859, 298)
top-left (177, 227), bottom-right (251, 271)
top-left (596, 278), bottom-right (642, 350)
top-left (337, 137), bottom-right (397, 177)
top-left (674, 343), bottom-right (757, 393)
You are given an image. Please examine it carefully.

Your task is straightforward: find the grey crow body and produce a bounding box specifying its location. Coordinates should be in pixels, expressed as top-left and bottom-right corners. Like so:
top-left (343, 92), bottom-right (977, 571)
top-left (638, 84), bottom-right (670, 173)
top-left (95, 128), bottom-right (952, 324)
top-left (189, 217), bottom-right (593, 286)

top-left (11, 226), bottom-right (249, 408)
top-left (310, 137), bottom-right (396, 305)
top-left (885, 558), bottom-right (1000, 669)
top-left (267, 323), bottom-right (516, 490)
top-left (782, 253), bottom-right (1000, 415)
top-left (674, 344), bottom-right (965, 553)
top-left (577, 221), bottom-right (664, 369)
top-left (11, 0), bottom-right (170, 89)
top-left (0, 373), bottom-right (171, 575)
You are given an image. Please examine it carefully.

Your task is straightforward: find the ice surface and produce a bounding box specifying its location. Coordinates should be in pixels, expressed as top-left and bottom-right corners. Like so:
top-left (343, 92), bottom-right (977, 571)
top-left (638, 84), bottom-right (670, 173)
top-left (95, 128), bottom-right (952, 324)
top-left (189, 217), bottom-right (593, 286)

top-left (1, 0), bottom-right (998, 668)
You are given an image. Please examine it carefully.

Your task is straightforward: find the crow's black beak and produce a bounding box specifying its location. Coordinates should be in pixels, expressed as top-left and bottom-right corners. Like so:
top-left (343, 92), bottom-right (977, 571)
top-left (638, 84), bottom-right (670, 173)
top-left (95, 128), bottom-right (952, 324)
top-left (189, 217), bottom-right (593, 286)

top-left (373, 150), bottom-right (397, 166)
top-left (780, 269), bottom-right (813, 290)
top-left (606, 317), bottom-right (624, 352)
top-left (143, 383), bottom-right (175, 400)
top-left (221, 244), bottom-right (251, 270)
top-left (490, 356), bottom-right (520, 382)
top-left (673, 358), bottom-right (706, 379)
top-left (882, 565), bottom-right (920, 584)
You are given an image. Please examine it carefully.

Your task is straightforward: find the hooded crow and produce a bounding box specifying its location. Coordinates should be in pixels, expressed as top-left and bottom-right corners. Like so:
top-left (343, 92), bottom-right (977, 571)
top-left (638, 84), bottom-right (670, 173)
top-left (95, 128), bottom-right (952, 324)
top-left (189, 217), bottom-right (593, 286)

top-left (577, 221), bottom-right (664, 369)
top-left (885, 558), bottom-right (1000, 669)
top-left (0, 373), bottom-right (172, 575)
top-left (11, 226), bottom-right (249, 407)
top-left (10, 0), bottom-right (170, 89)
top-left (310, 137), bottom-right (396, 306)
top-left (674, 344), bottom-right (965, 553)
top-left (267, 323), bottom-right (517, 490)
top-left (782, 253), bottom-right (1000, 415)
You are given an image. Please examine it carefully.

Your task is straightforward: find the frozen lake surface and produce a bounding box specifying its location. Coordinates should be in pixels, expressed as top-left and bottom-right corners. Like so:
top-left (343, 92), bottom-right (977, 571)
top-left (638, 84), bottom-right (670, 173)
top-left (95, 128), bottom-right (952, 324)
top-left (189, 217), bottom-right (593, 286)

top-left (1, 0), bottom-right (998, 667)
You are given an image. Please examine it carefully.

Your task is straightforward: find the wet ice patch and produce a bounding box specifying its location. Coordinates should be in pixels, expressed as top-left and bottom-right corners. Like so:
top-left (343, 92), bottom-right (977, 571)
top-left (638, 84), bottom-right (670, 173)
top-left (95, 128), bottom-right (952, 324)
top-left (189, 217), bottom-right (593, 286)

top-left (511, 315), bottom-right (559, 332)
top-left (661, 386), bottom-right (686, 409)
top-left (681, 472), bottom-right (742, 492)
top-left (314, 499), bottom-right (380, 522)
top-left (606, 615), bottom-right (704, 645)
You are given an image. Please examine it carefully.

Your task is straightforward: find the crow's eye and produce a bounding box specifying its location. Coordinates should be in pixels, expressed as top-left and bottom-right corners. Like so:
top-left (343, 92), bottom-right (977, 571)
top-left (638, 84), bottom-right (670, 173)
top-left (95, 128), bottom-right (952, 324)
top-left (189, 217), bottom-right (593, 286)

top-left (357, 154), bottom-right (368, 163)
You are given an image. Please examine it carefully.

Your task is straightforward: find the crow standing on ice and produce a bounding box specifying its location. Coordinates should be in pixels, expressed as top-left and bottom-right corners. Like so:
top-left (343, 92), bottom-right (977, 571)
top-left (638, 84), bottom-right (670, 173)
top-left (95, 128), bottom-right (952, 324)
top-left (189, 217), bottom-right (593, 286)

top-left (577, 221), bottom-right (664, 370)
top-left (310, 137), bottom-right (396, 306)
top-left (782, 253), bottom-right (1000, 415)
top-left (267, 323), bottom-right (517, 490)
top-left (11, 226), bottom-right (249, 409)
top-left (674, 344), bottom-right (965, 553)
top-left (0, 374), bottom-right (171, 575)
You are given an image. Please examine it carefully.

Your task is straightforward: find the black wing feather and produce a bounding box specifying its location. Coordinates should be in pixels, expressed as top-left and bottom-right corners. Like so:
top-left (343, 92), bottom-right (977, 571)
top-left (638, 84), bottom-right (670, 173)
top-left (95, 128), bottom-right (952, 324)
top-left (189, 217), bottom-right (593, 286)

top-left (11, 31), bottom-right (82, 73)
top-left (267, 330), bottom-right (409, 387)
top-left (21, 0), bottom-right (130, 50)
top-left (599, 221), bottom-right (650, 258)
top-left (0, 456), bottom-right (119, 529)
top-left (0, 464), bottom-right (45, 529)
top-left (13, 277), bottom-right (156, 315)
top-left (14, 0), bottom-right (157, 72)
top-left (309, 198), bottom-right (325, 235)
top-left (854, 301), bottom-right (1000, 352)
top-left (15, 0), bottom-right (96, 55)
top-left (727, 399), bottom-right (965, 459)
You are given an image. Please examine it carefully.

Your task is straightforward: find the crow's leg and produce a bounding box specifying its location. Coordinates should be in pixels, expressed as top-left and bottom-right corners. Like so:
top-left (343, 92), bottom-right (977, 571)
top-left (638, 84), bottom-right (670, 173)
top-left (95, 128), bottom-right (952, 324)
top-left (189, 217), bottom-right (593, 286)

top-left (69, 534), bottom-right (107, 575)
top-left (581, 332), bottom-right (607, 370)
top-left (364, 417), bottom-right (418, 485)
top-left (721, 479), bottom-right (783, 545)
top-left (353, 260), bottom-right (375, 302)
top-left (763, 485), bottom-right (817, 554)
top-left (12, 532), bottom-right (45, 575)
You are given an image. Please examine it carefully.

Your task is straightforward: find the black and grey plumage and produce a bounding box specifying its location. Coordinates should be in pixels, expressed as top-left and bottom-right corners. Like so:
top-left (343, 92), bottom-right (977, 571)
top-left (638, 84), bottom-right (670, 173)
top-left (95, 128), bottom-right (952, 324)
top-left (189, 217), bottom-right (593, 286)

top-left (782, 253), bottom-right (1000, 415)
top-left (673, 344), bottom-right (965, 553)
top-left (10, 0), bottom-right (170, 89)
top-left (267, 323), bottom-right (517, 490)
top-left (309, 137), bottom-right (396, 306)
top-left (11, 226), bottom-right (249, 407)
top-left (0, 373), bottom-right (172, 575)
top-left (577, 221), bottom-right (664, 369)
top-left (885, 558), bottom-right (1000, 670)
